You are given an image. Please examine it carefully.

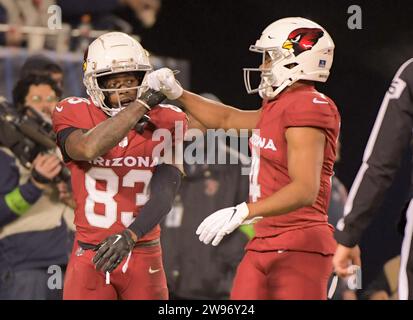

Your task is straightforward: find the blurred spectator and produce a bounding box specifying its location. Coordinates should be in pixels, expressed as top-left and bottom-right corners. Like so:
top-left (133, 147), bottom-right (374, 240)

top-left (58, 0), bottom-right (161, 33)
top-left (0, 0), bottom-right (55, 49)
top-left (19, 54), bottom-right (64, 90)
top-left (123, 0), bottom-right (161, 28)
top-left (0, 3), bottom-right (7, 45)
top-left (161, 94), bottom-right (250, 300)
top-left (76, 14), bottom-right (92, 53)
top-left (0, 75), bottom-right (74, 300)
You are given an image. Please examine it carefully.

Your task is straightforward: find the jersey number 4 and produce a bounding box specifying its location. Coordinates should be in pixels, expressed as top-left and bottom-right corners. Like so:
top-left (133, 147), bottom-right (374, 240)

top-left (249, 147), bottom-right (261, 202)
top-left (85, 167), bottom-right (152, 229)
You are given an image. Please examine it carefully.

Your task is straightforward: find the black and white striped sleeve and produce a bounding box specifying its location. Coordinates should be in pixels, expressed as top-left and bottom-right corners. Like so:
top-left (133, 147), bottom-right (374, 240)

top-left (335, 59), bottom-right (413, 247)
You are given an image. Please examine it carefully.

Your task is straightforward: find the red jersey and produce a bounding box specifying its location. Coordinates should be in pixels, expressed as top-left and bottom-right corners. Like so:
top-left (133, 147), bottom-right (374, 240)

top-left (52, 97), bottom-right (187, 245)
top-left (247, 85), bottom-right (340, 254)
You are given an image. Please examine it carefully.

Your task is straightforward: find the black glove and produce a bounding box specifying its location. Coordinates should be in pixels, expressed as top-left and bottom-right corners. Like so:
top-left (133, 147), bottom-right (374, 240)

top-left (134, 89), bottom-right (166, 134)
top-left (92, 229), bottom-right (136, 273)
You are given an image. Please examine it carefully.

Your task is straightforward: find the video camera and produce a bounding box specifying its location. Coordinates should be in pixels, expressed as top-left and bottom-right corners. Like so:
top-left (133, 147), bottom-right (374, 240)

top-left (0, 97), bottom-right (70, 183)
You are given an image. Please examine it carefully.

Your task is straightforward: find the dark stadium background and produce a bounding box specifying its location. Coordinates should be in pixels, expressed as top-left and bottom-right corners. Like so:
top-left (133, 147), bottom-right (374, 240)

top-left (68, 0), bottom-right (413, 290)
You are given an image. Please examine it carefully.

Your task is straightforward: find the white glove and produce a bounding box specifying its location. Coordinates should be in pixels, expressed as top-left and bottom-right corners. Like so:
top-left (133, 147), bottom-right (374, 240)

top-left (196, 202), bottom-right (262, 246)
top-left (146, 68), bottom-right (183, 100)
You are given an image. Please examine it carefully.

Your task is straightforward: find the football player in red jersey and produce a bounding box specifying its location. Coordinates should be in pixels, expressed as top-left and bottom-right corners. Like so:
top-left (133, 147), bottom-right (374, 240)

top-left (52, 32), bottom-right (187, 300)
top-left (147, 17), bottom-right (340, 299)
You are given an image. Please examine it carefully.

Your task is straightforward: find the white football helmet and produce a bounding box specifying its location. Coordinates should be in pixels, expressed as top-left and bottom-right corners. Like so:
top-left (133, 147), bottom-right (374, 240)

top-left (244, 17), bottom-right (334, 99)
top-left (83, 32), bottom-right (152, 116)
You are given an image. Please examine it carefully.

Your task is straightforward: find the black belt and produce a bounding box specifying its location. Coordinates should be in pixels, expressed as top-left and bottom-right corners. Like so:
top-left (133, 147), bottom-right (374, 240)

top-left (77, 238), bottom-right (160, 251)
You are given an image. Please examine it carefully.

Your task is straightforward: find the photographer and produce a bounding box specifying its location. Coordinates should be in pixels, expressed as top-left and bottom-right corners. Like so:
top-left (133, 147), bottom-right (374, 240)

top-left (0, 75), bottom-right (74, 300)
top-left (13, 74), bottom-right (61, 118)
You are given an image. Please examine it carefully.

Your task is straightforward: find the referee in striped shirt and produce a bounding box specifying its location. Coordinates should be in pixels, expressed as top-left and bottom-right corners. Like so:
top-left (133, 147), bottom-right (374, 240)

top-left (333, 58), bottom-right (413, 300)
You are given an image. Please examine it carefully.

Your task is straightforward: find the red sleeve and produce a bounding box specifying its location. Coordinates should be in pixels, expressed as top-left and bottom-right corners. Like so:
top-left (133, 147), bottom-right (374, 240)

top-left (283, 93), bottom-right (338, 130)
top-left (52, 97), bottom-right (93, 134)
top-left (147, 104), bottom-right (188, 144)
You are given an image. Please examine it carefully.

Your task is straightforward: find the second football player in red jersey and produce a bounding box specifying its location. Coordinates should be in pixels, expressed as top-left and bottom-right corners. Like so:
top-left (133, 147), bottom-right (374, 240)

top-left (52, 32), bottom-right (187, 299)
top-left (147, 17), bottom-right (340, 299)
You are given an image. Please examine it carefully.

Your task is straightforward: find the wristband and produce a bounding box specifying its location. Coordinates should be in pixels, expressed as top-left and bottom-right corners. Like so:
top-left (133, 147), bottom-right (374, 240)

top-left (4, 187), bottom-right (32, 215)
top-left (31, 167), bottom-right (53, 184)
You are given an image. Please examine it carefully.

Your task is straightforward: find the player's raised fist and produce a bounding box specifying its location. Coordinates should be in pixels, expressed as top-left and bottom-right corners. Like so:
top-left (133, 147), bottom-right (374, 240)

top-left (147, 68), bottom-right (183, 100)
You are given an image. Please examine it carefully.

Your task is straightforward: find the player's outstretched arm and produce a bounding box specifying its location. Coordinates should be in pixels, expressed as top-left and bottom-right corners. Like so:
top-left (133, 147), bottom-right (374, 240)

top-left (147, 68), bottom-right (261, 132)
top-left (180, 90), bottom-right (261, 132)
top-left (63, 101), bottom-right (149, 161)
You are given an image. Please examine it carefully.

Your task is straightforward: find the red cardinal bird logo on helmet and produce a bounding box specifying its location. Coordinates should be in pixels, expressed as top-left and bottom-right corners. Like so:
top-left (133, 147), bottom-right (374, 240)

top-left (282, 28), bottom-right (324, 56)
